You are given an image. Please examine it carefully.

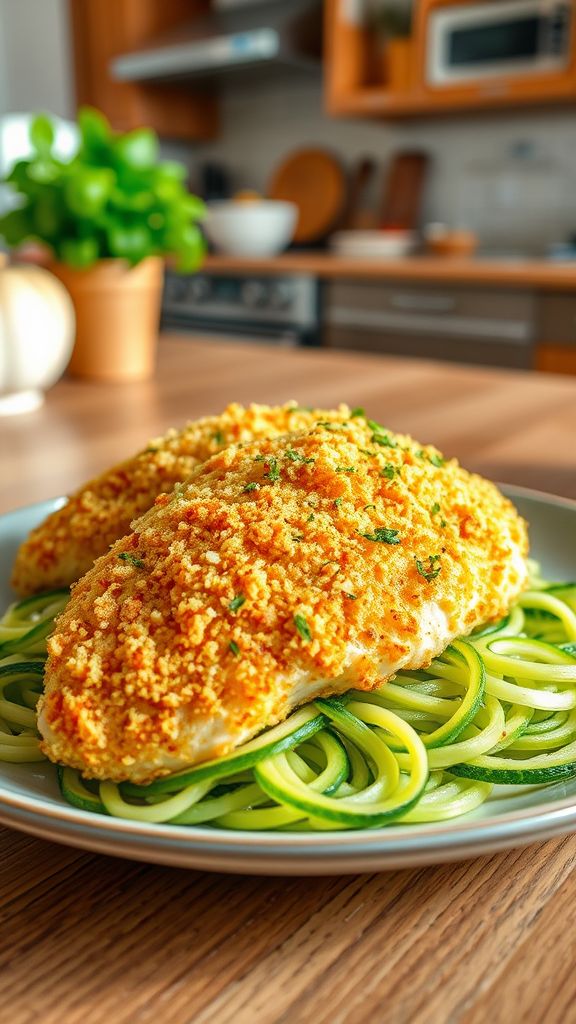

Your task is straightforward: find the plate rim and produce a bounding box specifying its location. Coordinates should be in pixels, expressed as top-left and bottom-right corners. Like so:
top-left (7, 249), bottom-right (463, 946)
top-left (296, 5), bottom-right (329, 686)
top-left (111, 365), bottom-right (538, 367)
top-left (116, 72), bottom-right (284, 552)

top-left (2, 484), bottom-right (576, 869)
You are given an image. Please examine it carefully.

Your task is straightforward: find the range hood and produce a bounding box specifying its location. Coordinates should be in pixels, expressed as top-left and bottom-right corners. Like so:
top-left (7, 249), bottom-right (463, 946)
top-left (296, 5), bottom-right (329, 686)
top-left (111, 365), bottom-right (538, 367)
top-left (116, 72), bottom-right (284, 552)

top-left (111, 0), bottom-right (323, 84)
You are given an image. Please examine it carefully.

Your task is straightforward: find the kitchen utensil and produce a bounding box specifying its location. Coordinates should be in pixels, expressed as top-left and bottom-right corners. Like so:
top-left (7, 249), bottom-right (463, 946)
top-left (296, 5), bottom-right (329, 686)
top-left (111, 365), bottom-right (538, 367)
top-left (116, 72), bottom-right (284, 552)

top-left (342, 157), bottom-right (377, 231)
top-left (380, 150), bottom-right (430, 231)
top-left (268, 148), bottom-right (347, 244)
top-left (204, 200), bottom-right (297, 256)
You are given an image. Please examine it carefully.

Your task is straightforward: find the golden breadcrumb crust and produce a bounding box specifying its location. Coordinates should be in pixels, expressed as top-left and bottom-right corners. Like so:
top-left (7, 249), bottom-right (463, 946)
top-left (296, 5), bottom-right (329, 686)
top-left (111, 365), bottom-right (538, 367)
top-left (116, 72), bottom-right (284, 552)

top-left (40, 416), bottom-right (528, 783)
top-left (11, 403), bottom-right (352, 596)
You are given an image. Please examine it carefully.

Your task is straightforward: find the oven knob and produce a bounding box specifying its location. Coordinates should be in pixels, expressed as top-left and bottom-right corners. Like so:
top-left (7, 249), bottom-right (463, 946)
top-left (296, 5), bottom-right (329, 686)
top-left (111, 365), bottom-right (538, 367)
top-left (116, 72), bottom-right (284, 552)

top-left (241, 280), bottom-right (269, 308)
top-left (187, 276), bottom-right (211, 303)
top-left (269, 283), bottom-right (293, 311)
top-left (167, 276), bottom-right (188, 302)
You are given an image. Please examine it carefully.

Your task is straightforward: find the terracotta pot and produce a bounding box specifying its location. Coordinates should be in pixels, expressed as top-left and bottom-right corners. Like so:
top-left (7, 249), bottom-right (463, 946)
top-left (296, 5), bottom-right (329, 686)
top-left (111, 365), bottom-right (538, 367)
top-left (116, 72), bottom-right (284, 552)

top-left (381, 37), bottom-right (413, 92)
top-left (49, 256), bottom-right (164, 381)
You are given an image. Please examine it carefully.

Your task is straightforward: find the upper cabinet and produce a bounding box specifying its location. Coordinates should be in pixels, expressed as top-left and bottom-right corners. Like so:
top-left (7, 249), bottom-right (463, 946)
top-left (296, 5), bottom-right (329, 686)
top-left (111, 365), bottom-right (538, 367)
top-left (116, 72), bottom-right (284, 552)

top-left (325, 0), bottom-right (576, 118)
top-left (68, 0), bottom-right (218, 141)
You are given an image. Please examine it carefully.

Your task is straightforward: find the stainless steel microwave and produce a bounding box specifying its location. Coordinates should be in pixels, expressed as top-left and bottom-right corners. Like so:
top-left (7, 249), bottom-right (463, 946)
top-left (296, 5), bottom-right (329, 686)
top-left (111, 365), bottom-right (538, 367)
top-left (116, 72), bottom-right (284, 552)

top-left (427, 0), bottom-right (572, 86)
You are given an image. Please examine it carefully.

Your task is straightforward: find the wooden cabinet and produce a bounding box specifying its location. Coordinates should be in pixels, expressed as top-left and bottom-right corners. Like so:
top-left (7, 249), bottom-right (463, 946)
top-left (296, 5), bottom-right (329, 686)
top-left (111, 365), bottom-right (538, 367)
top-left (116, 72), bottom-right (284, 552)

top-left (69, 0), bottom-right (218, 141)
top-left (536, 293), bottom-right (576, 375)
top-left (325, 0), bottom-right (576, 120)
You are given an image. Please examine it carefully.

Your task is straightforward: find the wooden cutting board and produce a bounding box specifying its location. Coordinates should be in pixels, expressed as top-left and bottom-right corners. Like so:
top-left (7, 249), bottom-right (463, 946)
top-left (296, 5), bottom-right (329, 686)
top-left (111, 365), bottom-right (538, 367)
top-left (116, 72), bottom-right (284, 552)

top-left (380, 150), bottom-right (430, 231)
top-left (268, 148), bottom-right (347, 244)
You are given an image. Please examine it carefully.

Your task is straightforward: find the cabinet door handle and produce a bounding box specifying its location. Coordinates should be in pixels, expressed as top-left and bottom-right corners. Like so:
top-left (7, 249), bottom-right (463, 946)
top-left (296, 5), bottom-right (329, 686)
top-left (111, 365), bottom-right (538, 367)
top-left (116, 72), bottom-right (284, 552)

top-left (389, 294), bottom-right (457, 313)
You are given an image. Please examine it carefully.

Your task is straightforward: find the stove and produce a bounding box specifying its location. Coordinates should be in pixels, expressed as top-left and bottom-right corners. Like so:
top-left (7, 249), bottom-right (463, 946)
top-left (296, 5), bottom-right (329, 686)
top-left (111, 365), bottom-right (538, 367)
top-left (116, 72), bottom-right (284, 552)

top-left (161, 270), bottom-right (321, 346)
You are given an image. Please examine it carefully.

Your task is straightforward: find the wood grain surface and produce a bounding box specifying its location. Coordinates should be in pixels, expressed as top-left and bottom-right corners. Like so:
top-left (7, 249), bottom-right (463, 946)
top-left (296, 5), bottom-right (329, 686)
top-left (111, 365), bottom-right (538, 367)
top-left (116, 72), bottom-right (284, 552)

top-left (3, 337), bottom-right (576, 1024)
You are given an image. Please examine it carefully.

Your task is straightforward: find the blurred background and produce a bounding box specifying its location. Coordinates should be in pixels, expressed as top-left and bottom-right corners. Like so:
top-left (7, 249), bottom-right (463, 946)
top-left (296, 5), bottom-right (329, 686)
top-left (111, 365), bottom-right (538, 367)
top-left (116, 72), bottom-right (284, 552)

top-left (2, 0), bottom-right (576, 387)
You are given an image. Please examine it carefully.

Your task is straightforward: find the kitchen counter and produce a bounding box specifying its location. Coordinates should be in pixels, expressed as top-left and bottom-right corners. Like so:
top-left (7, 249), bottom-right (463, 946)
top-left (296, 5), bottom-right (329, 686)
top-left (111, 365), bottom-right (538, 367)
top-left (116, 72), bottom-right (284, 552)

top-left (4, 336), bottom-right (576, 1023)
top-left (204, 252), bottom-right (576, 290)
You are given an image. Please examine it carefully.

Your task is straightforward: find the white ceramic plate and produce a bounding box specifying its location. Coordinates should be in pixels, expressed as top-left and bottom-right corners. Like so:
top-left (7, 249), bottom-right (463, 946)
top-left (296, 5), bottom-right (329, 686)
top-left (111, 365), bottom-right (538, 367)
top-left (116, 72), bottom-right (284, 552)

top-left (1, 487), bottom-right (576, 875)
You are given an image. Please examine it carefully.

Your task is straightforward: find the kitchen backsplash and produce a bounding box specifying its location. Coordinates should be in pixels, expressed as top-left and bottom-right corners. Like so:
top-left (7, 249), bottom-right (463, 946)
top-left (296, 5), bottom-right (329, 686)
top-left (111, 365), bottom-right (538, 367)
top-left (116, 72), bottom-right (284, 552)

top-left (164, 75), bottom-right (576, 255)
top-left (2, 0), bottom-right (576, 255)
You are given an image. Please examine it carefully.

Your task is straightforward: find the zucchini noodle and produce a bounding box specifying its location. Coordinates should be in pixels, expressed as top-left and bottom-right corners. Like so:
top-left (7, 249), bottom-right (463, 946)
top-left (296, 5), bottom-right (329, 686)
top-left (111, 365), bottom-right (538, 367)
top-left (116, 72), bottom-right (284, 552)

top-left (2, 573), bottom-right (576, 831)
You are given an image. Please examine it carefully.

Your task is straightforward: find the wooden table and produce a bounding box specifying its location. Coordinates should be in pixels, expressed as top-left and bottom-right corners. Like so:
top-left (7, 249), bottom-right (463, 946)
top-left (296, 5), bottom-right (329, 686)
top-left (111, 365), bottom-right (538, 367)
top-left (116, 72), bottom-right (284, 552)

top-left (2, 337), bottom-right (576, 1024)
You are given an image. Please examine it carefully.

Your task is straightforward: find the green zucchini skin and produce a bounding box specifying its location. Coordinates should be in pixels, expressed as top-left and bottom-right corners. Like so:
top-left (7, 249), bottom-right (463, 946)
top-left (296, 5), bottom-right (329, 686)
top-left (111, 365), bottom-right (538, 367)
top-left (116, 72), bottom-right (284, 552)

top-left (7, 572), bottom-right (576, 830)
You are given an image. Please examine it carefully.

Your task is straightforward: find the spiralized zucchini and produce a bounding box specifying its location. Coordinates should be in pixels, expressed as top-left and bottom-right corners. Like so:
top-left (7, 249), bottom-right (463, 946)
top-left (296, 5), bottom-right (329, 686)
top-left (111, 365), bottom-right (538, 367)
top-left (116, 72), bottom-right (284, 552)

top-left (2, 573), bottom-right (576, 831)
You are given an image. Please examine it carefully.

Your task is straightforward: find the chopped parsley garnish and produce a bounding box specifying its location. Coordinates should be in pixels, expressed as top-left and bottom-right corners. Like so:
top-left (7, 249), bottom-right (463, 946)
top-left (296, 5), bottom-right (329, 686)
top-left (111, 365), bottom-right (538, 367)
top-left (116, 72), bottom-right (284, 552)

top-left (351, 407), bottom-right (365, 418)
top-left (431, 502), bottom-right (441, 516)
top-left (264, 458), bottom-right (281, 482)
top-left (363, 504), bottom-right (376, 511)
top-left (229, 641), bottom-right (240, 657)
top-left (307, 512), bottom-right (315, 522)
top-left (253, 454), bottom-right (266, 463)
top-left (417, 449), bottom-right (445, 468)
top-left (343, 592), bottom-right (357, 601)
top-left (292, 534), bottom-right (304, 542)
top-left (143, 446), bottom-right (159, 454)
top-left (212, 431), bottom-right (224, 444)
top-left (360, 449), bottom-right (377, 458)
top-left (371, 432), bottom-right (397, 449)
top-left (117, 552), bottom-right (146, 569)
top-left (381, 464), bottom-right (396, 480)
top-left (336, 466), bottom-right (356, 474)
top-left (316, 421), bottom-right (344, 431)
top-left (294, 613), bottom-right (312, 642)
top-left (333, 498), bottom-right (343, 507)
top-left (244, 482), bottom-right (259, 493)
top-left (415, 555), bottom-right (442, 582)
top-left (358, 528), bottom-right (401, 545)
top-left (284, 449), bottom-right (315, 465)
top-left (441, 518), bottom-right (447, 528)
top-left (228, 594), bottom-right (246, 613)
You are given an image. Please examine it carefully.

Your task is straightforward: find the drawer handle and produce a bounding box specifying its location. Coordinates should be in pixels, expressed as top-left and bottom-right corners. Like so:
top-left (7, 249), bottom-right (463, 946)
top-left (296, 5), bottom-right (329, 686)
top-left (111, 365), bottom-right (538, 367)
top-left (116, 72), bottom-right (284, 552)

top-left (389, 294), bottom-right (457, 313)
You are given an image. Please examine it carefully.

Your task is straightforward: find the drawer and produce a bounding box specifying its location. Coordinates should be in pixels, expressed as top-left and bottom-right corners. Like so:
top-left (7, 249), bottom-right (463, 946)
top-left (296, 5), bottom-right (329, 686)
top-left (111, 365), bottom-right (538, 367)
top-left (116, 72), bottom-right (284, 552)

top-left (538, 293), bottom-right (576, 346)
top-left (326, 281), bottom-right (536, 325)
top-left (324, 325), bottom-right (535, 370)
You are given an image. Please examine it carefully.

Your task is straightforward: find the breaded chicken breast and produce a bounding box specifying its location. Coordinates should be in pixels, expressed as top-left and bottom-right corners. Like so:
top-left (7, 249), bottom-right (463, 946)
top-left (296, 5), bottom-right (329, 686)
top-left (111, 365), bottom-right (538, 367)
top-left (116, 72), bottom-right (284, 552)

top-left (11, 402), bottom-right (352, 597)
top-left (38, 415), bottom-right (528, 784)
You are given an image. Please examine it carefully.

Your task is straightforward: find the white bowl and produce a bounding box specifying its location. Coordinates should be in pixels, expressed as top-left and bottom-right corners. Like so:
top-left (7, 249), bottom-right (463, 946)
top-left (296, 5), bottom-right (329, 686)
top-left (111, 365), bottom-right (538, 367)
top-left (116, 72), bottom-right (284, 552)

top-left (330, 230), bottom-right (415, 259)
top-left (204, 201), bottom-right (297, 257)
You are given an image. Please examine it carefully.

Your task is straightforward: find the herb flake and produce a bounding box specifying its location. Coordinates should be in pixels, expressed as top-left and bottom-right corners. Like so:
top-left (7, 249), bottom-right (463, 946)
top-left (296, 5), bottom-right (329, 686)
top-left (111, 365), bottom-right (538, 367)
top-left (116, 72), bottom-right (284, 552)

top-left (381, 464), bottom-right (396, 480)
top-left (343, 592), bottom-right (357, 601)
top-left (351, 407), bottom-right (365, 418)
top-left (118, 552), bottom-right (146, 569)
top-left (264, 458), bottom-right (281, 482)
top-left (371, 433), bottom-right (397, 449)
top-left (229, 641), bottom-right (240, 656)
top-left (294, 613), bottom-right (312, 643)
top-left (415, 555), bottom-right (442, 582)
top-left (228, 594), bottom-right (246, 613)
top-left (244, 482), bottom-right (259, 493)
top-left (358, 528), bottom-right (401, 545)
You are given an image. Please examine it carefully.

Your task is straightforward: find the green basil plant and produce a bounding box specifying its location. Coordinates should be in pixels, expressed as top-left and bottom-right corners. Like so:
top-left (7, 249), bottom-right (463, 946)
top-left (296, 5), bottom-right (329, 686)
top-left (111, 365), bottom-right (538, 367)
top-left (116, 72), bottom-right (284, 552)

top-left (0, 108), bottom-right (205, 270)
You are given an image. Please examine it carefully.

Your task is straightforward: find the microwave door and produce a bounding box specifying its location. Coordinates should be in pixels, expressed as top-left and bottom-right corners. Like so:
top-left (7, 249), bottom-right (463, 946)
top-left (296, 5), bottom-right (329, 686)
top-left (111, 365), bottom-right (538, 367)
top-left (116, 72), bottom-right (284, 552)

top-left (428, 0), bottom-right (571, 86)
